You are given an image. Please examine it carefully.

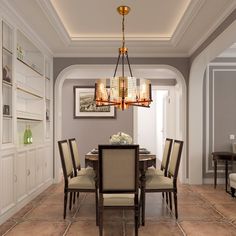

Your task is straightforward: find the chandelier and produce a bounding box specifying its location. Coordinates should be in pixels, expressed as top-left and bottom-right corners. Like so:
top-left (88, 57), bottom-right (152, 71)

top-left (94, 6), bottom-right (152, 110)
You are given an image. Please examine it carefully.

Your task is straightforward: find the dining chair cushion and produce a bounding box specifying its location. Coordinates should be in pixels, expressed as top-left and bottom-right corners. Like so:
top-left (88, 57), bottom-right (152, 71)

top-left (103, 194), bottom-right (135, 206)
top-left (68, 175), bottom-right (95, 189)
top-left (77, 167), bottom-right (96, 177)
top-left (146, 166), bottom-right (164, 176)
top-left (229, 173), bottom-right (236, 189)
top-left (145, 175), bottom-right (173, 190)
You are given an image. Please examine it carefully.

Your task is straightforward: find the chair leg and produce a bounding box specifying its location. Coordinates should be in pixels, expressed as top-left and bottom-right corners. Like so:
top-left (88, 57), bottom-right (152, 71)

top-left (73, 192), bottom-right (76, 204)
top-left (173, 192), bottom-right (178, 219)
top-left (162, 192), bottom-right (164, 199)
top-left (69, 192), bottom-right (73, 210)
top-left (169, 192), bottom-right (172, 211)
top-left (64, 191), bottom-right (68, 219)
top-left (95, 190), bottom-right (99, 226)
top-left (165, 192), bottom-right (168, 205)
top-left (135, 207), bottom-right (139, 236)
top-left (141, 190), bottom-right (146, 226)
top-left (99, 198), bottom-right (103, 236)
top-left (77, 192), bottom-right (80, 198)
top-left (231, 187), bottom-right (235, 197)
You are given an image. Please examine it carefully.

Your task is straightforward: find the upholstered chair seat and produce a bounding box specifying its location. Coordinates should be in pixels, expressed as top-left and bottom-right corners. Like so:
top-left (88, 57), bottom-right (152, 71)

top-left (77, 166), bottom-right (96, 177)
top-left (103, 194), bottom-right (135, 206)
top-left (68, 175), bottom-right (95, 189)
top-left (229, 173), bottom-right (236, 197)
top-left (146, 175), bottom-right (173, 190)
top-left (146, 166), bottom-right (164, 176)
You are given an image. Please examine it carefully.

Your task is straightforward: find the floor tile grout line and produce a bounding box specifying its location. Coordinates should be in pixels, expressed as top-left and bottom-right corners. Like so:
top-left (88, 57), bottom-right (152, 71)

top-left (62, 221), bottom-right (72, 236)
top-left (177, 221), bottom-right (187, 236)
top-left (2, 221), bottom-right (18, 236)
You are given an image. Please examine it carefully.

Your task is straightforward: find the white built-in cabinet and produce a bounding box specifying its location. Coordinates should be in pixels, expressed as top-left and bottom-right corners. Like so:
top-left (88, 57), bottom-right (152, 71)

top-left (0, 18), bottom-right (53, 224)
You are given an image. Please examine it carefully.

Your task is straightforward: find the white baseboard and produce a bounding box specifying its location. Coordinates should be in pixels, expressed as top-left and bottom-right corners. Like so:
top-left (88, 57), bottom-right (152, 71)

top-left (203, 178), bottom-right (225, 184)
top-left (0, 179), bottom-right (53, 225)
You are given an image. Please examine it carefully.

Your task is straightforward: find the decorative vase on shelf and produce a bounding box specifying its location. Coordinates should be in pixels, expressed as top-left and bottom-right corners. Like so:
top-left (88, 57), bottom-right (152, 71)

top-left (28, 126), bottom-right (33, 144)
top-left (109, 132), bottom-right (132, 145)
top-left (24, 125), bottom-right (29, 144)
top-left (23, 125), bottom-right (33, 144)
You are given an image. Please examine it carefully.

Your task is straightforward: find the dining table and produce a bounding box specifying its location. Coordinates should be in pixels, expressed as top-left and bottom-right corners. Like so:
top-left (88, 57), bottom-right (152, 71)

top-left (85, 147), bottom-right (156, 221)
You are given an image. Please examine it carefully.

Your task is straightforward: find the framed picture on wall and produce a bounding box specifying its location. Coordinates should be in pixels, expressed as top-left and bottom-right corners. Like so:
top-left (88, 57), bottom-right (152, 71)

top-left (73, 86), bottom-right (116, 118)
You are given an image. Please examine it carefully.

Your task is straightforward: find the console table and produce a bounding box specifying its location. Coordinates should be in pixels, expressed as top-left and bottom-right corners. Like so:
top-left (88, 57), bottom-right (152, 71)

top-left (212, 152), bottom-right (236, 192)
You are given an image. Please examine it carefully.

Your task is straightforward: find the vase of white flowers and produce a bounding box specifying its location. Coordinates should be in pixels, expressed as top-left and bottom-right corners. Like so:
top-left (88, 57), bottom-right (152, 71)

top-left (109, 132), bottom-right (133, 144)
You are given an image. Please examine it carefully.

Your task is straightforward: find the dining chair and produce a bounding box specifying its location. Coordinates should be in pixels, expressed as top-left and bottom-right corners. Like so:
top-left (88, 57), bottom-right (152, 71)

top-left (141, 140), bottom-right (183, 224)
top-left (98, 144), bottom-right (140, 236)
top-left (145, 138), bottom-right (173, 205)
top-left (68, 138), bottom-right (95, 177)
top-left (58, 140), bottom-right (98, 220)
top-left (146, 138), bottom-right (173, 176)
top-left (68, 138), bottom-right (96, 205)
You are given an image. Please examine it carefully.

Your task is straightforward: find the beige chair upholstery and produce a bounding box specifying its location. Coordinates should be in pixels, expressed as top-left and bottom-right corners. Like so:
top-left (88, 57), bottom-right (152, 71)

top-left (98, 145), bottom-right (139, 236)
top-left (229, 173), bottom-right (236, 197)
top-left (146, 138), bottom-right (173, 177)
top-left (141, 140), bottom-right (183, 224)
top-left (58, 140), bottom-right (97, 220)
top-left (69, 138), bottom-right (95, 178)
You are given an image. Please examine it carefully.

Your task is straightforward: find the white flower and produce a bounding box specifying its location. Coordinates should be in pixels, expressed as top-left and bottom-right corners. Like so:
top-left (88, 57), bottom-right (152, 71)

top-left (109, 132), bottom-right (133, 144)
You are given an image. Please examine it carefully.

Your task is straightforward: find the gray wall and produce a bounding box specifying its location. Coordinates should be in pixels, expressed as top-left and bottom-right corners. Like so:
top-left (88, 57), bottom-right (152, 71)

top-left (53, 57), bottom-right (190, 85)
top-left (203, 65), bottom-right (236, 178)
top-left (62, 79), bottom-right (133, 167)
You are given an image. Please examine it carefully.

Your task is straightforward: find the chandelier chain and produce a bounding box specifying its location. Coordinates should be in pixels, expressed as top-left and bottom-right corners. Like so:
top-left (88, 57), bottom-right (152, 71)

top-left (122, 14), bottom-right (125, 49)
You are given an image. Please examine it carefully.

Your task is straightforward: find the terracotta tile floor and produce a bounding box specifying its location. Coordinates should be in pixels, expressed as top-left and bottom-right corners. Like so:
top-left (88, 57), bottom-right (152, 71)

top-left (1, 183), bottom-right (236, 236)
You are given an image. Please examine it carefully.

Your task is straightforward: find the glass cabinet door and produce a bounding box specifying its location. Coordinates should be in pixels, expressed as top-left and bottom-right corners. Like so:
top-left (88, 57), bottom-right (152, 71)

top-left (2, 21), bottom-right (13, 144)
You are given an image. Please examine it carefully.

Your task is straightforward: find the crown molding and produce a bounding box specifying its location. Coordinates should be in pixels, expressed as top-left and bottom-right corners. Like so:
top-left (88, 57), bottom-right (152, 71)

top-left (188, 0), bottom-right (236, 56)
top-left (36, 0), bottom-right (71, 45)
top-left (39, 0), bottom-right (205, 49)
top-left (53, 52), bottom-right (189, 58)
top-left (171, 0), bottom-right (205, 47)
top-left (1, 0), bottom-right (53, 56)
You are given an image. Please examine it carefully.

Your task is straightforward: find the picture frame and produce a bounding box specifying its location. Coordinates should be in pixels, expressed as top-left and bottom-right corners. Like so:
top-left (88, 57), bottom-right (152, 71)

top-left (73, 86), bottom-right (116, 118)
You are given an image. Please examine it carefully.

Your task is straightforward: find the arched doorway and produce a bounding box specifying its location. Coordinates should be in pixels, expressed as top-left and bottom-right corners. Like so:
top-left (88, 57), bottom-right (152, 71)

top-left (54, 65), bottom-right (187, 183)
top-left (189, 20), bottom-right (236, 184)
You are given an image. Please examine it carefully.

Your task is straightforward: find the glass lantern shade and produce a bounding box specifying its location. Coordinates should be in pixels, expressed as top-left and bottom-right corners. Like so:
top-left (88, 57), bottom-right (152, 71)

top-left (95, 77), bottom-right (152, 110)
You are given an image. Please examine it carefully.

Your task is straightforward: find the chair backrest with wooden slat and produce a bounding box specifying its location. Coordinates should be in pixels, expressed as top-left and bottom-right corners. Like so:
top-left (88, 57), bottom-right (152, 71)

top-left (58, 140), bottom-right (74, 185)
top-left (98, 145), bottom-right (139, 194)
top-left (168, 140), bottom-right (184, 180)
top-left (161, 138), bottom-right (173, 175)
top-left (68, 138), bottom-right (81, 176)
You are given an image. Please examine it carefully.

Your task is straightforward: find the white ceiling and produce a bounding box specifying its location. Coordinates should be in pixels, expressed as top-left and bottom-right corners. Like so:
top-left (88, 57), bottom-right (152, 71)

top-left (3, 0), bottom-right (236, 57)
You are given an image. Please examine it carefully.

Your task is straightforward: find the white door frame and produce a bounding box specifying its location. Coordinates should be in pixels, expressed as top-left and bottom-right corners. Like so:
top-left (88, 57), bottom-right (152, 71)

top-left (133, 68), bottom-right (187, 183)
top-left (54, 64), bottom-right (187, 183)
top-left (188, 20), bottom-right (236, 184)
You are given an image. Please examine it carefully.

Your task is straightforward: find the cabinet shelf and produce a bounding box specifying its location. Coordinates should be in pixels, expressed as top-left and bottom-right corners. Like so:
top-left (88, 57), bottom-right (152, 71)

top-left (3, 115), bottom-right (12, 119)
top-left (3, 47), bottom-right (12, 55)
top-left (17, 86), bottom-right (43, 99)
top-left (17, 117), bottom-right (43, 122)
top-left (3, 80), bottom-right (13, 87)
top-left (17, 111), bottom-right (43, 121)
top-left (17, 58), bottom-right (43, 77)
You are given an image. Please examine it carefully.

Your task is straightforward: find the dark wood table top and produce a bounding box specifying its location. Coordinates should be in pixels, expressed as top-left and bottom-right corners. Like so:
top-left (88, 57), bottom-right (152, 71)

top-left (212, 152), bottom-right (236, 160)
top-left (85, 151), bottom-right (156, 162)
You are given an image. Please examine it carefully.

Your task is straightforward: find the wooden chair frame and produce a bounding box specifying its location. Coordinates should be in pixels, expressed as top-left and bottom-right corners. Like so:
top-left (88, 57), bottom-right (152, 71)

top-left (58, 140), bottom-right (98, 221)
top-left (141, 140), bottom-right (183, 225)
top-left (98, 144), bottom-right (140, 236)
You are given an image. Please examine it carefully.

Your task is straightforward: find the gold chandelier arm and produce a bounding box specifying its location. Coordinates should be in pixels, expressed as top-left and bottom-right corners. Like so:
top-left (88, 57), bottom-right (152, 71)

top-left (122, 14), bottom-right (125, 49)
